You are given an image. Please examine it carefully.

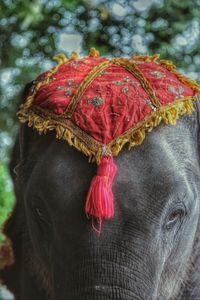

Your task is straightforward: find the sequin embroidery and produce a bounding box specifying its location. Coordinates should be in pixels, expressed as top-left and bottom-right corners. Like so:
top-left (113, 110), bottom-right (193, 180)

top-left (150, 71), bottom-right (164, 78)
top-left (88, 96), bottom-right (104, 107)
top-left (168, 85), bottom-right (185, 98)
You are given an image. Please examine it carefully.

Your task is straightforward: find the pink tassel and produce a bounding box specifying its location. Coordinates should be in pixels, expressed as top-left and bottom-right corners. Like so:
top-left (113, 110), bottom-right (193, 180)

top-left (85, 155), bottom-right (117, 234)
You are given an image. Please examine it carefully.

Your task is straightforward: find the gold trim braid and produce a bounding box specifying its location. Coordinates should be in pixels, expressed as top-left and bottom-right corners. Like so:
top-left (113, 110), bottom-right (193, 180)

top-left (108, 95), bottom-right (200, 156)
top-left (20, 53), bottom-right (69, 112)
top-left (17, 95), bottom-right (200, 165)
top-left (18, 105), bottom-right (102, 164)
top-left (64, 56), bottom-right (162, 119)
top-left (112, 57), bottom-right (161, 109)
top-left (132, 53), bottom-right (200, 92)
top-left (159, 59), bottom-right (200, 92)
top-left (64, 60), bottom-right (113, 118)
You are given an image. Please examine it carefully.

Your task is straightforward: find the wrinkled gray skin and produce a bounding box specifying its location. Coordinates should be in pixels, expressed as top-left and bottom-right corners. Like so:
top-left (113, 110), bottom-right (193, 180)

top-left (1, 85), bottom-right (200, 299)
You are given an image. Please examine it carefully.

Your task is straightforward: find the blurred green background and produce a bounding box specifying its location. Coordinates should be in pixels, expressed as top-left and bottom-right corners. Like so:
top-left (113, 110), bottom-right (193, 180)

top-left (0, 0), bottom-right (200, 298)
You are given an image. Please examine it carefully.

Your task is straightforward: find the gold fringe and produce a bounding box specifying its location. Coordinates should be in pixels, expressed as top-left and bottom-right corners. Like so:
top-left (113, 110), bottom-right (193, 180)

top-left (132, 54), bottom-right (200, 92)
top-left (18, 96), bottom-right (199, 165)
top-left (132, 53), bottom-right (160, 62)
top-left (53, 53), bottom-right (69, 64)
top-left (69, 51), bottom-right (79, 60)
top-left (89, 47), bottom-right (100, 57)
top-left (112, 57), bottom-right (161, 108)
top-left (18, 108), bottom-right (97, 163)
top-left (107, 96), bottom-right (198, 157)
top-left (64, 60), bottom-right (113, 117)
top-left (159, 59), bottom-right (200, 92)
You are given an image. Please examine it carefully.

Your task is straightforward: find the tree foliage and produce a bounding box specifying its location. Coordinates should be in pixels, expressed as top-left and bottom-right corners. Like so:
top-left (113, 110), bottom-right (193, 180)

top-left (0, 163), bottom-right (14, 241)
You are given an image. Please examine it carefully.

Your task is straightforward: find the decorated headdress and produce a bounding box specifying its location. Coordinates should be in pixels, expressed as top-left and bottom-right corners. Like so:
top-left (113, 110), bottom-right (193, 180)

top-left (17, 47), bottom-right (200, 233)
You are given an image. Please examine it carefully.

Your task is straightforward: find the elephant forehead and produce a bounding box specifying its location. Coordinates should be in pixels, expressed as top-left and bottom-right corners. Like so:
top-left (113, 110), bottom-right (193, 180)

top-left (24, 134), bottom-right (194, 222)
top-left (29, 116), bottom-right (196, 189)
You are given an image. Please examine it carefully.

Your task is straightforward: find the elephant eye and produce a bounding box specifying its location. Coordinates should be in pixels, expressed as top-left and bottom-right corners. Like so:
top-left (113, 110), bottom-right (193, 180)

top-left (164, 207), bottom-right (186, 231)
top-left (35, 207), bottom-right (43, 219)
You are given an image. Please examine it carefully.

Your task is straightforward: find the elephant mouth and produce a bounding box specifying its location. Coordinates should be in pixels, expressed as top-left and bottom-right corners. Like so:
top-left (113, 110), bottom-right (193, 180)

top-left (54, 250), bottom-right (155, 299)
top-left (63, 284), bottom-right (155, 300)
top-left (66, 284), bottom-right (150, 300)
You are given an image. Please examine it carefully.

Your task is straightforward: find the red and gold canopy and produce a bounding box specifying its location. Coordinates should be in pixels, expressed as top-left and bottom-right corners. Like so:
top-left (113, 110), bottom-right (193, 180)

top-left (18, 48), bottom-right (200, 164)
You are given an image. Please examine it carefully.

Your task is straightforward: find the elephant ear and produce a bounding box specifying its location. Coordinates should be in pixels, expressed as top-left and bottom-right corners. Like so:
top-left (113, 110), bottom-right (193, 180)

top-left (9, 81), bottom-right (34, 182)
top-left (2, 82), bottom-right (34, 256)
top-left (0, 84), bottom-right (34, 272)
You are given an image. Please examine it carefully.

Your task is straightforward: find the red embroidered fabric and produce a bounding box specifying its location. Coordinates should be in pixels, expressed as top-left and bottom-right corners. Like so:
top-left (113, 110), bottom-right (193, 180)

top-left (31, 56), bottom-right (195, 145)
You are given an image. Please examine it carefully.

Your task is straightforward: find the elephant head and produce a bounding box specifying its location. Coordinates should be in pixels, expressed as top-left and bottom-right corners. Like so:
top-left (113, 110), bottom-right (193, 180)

top-left (1, 49), bottom-right (200, 300)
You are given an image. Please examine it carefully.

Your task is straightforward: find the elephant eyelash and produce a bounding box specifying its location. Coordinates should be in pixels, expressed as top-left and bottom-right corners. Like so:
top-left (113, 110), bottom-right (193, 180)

top-left (30, 196), bottom-right (51, 226)
top-left (34, 206), bottom-right (51, 226)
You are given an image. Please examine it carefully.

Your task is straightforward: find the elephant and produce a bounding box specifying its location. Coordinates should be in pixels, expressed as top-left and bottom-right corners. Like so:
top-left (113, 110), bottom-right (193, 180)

top-left (1, 54), bottom-right (200, 299)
